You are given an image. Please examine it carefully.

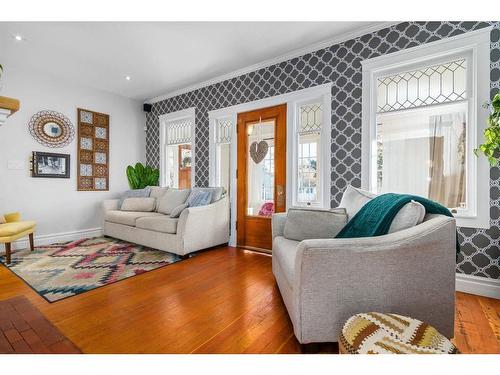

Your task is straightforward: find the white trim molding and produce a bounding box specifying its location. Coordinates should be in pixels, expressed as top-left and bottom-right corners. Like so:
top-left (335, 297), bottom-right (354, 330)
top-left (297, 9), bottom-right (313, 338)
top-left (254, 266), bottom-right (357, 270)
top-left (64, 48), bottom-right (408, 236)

top-left (456, 273), bottom-right (500, 299)
top-left (9, 227), bottom-right (103, 251)
top-left (146, 22), bottom-right (396, 104)
top-left (159, 107), bottom-right (196, 188)
top-left (208, 83), bottom-right (332, 246)
top-left (361, 27), bottom-right (492, 229)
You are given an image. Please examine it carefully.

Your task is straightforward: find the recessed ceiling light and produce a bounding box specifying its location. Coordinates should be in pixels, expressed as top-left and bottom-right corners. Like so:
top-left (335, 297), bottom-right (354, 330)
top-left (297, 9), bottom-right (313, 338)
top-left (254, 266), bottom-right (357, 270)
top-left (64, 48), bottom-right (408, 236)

top-left (14, 35), bottom-right (23, 41)
top-left (125, 76), bottom-right (131, 81)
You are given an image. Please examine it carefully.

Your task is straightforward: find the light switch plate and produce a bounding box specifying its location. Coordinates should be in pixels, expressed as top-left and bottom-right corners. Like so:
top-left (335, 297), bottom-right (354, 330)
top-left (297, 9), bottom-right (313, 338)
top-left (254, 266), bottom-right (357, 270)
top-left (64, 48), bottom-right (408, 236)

top-left (7, 160), bottom-right (25, 170)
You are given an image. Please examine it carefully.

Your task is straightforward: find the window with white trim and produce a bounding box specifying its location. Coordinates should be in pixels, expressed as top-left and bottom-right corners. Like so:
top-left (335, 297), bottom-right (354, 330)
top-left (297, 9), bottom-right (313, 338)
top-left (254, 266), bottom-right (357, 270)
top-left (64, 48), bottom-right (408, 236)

top-left (362, 28), bottom-right (491, 228)
top-left (160, 108), bottom-right (195, 188)
top-left (214, 117), bottom-right (232, 194)
top-left (292, 96), bottom-right (330, 209)
top-left (297, 103), bottom-right (322, 205)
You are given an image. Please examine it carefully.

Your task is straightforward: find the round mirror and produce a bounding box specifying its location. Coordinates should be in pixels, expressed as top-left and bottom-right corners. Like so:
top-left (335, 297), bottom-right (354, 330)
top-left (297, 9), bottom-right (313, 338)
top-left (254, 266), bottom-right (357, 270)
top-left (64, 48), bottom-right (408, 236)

top-left (43, 122), bottom-right (63, 138)
top-left (28, 110), bottom-right (75, 148)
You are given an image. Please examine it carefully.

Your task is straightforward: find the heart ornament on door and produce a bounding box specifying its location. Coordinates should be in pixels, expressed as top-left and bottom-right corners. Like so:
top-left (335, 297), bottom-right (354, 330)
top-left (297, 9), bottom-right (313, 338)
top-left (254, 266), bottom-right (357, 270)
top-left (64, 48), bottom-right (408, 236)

top-left (249, 140), bottom-right (268, 164)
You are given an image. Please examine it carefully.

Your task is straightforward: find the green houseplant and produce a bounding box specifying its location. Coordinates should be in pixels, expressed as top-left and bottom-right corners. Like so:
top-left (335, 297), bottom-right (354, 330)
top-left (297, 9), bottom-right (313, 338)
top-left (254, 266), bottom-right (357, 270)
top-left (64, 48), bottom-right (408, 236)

top-left (475, 92), bottom-right (500, 165)
top-left (126, 162), bottom-right (160, 189)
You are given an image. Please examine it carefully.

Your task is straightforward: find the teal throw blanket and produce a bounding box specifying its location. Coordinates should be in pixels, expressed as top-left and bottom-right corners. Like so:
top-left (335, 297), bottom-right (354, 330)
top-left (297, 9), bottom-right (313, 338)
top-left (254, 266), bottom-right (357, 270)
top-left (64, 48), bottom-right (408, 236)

top-left (335, 193), bottom-right (460, 258)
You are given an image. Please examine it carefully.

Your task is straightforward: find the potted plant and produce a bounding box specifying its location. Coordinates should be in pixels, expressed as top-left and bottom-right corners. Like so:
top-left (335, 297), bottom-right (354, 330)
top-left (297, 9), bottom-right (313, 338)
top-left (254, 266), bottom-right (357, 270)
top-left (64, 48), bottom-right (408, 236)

top-left (475, 92), bottom-right (500, 165)
top-left (126, 162), bottom-right (160, 189)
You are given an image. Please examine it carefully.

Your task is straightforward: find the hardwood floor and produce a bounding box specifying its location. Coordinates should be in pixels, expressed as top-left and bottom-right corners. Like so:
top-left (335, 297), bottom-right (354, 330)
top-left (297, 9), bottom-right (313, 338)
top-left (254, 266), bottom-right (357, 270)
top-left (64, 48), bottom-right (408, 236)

top-left (0, 246), bottom-right (498, 354)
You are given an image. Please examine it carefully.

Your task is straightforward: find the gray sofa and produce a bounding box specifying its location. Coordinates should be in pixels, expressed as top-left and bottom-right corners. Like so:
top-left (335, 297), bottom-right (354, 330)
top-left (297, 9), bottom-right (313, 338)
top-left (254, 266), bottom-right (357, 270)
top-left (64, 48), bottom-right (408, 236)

top-left (102, 188), bottom-right (229, 257)
top-left (272, 212), bottom-right (457, 344)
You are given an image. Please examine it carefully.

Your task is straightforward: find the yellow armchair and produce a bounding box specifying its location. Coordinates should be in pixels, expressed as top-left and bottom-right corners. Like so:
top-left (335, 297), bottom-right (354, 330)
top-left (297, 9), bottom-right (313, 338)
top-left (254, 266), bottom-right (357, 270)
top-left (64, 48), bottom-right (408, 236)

top-left (0, 212), bottom-right (36, 264)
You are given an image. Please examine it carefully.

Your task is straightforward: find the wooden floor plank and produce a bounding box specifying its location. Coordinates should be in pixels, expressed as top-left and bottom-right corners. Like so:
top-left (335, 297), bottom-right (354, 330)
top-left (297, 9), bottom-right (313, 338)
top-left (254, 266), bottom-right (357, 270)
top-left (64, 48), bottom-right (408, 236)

top-left (0, 246), bottom-right (498, 354)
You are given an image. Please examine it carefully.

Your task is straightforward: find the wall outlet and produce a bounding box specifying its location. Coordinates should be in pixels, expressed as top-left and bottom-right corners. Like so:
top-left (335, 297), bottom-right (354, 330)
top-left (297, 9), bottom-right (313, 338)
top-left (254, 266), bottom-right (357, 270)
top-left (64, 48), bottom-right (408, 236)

top-left (7, 160), bottom-right (25, 170)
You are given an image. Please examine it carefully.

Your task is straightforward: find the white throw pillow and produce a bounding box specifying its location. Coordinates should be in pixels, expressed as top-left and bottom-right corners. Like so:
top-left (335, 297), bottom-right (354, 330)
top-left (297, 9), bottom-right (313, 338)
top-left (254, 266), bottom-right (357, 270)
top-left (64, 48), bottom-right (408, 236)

top-left (120, 197), bottom-right (156, 212)
top-left (338, 185), bottom-right (425, 234)
top-left (156, 188), bottom-right (191, 215)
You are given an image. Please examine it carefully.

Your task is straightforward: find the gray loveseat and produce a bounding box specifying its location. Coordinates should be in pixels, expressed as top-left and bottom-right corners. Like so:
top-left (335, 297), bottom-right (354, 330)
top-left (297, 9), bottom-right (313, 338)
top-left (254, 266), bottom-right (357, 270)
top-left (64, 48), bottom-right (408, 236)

top-left (272, 209), bottom-right (457, 344)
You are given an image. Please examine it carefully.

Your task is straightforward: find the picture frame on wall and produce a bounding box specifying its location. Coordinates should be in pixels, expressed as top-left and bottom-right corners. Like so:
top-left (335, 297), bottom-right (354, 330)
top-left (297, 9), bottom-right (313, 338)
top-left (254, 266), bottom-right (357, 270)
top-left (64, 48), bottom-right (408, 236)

top-left (31, 151), bottom-right (70, 178)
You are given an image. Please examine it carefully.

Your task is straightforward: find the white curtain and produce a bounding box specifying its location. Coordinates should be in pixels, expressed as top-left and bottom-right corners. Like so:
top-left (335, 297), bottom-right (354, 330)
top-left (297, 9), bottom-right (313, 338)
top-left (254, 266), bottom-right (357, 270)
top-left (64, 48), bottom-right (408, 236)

top-left (428, 112), bottom-right (466, 208)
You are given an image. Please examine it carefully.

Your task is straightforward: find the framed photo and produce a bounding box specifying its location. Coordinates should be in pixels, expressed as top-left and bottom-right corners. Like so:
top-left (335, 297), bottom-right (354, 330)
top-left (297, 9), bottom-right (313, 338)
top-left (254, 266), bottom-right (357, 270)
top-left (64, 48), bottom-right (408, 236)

top-left (32, 151), bottom-right (70, 178)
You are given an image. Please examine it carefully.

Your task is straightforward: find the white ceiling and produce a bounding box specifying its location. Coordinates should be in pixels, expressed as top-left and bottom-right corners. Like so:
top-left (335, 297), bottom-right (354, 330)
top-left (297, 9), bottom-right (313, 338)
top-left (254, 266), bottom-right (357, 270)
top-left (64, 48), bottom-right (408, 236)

top-left (0, 22), bottom-right (386, 101)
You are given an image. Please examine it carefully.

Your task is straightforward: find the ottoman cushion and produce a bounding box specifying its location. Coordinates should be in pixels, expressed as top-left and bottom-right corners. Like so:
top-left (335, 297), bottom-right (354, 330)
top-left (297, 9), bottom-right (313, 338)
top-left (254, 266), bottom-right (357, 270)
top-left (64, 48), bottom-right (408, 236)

top-left (339, 312), bottom-right (459, 354)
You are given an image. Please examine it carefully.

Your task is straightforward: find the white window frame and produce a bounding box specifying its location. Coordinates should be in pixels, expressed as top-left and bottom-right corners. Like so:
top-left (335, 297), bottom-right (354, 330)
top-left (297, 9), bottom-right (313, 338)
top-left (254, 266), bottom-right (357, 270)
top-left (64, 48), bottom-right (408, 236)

top-left (361, 27), bottom-right (491, 229)
top-left (159, 107), bottom-right (196, 188)
top-left (208, 83), bottom-right (332, 246)
top-left (291, 95), bottom-right (331, 208)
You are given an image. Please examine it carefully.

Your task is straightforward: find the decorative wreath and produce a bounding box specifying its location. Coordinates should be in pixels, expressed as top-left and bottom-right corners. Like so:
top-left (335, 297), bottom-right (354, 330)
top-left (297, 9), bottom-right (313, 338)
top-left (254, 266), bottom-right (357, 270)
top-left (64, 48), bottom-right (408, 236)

top-left (28, 110), bottom-right (75, 148)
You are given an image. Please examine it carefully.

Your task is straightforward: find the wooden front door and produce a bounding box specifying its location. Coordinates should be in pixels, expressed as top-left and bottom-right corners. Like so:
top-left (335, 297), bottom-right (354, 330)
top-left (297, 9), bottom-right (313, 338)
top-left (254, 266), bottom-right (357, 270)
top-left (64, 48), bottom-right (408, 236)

top-left (237, 104), bottom-right (287, 251)
top-left (178, 144), bottom-right (191, 189)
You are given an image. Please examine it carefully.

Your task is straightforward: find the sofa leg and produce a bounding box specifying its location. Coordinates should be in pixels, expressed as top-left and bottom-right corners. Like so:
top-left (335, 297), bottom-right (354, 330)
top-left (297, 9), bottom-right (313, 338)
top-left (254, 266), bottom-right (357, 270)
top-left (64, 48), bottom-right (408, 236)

top-left (29, 233), bottom-right (34, 251)
top-left (180, 254), bottom-right (189, 260)
top-left (5, 242), bottom-right (11, 264)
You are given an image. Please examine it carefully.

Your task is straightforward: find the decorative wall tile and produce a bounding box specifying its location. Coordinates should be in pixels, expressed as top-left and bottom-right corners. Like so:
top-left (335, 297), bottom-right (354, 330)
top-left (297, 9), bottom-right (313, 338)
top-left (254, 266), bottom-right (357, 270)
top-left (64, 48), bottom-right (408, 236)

top-left (95, 127), bottom-right (107, 139)
top-left (80, 110), bottom-right (93, 124)
top-left (80, 137), bottom-right (93, 150)
top-left (80, 150), bottom-right (93, 163)
top-left (80, 164), bottom-right (92, 177)
top-left (95, 178), bottom-right (107, 190)
top-left (95, 152), bottom-right (106, 164)
top-left (145, 21), bottom-right (500, 279)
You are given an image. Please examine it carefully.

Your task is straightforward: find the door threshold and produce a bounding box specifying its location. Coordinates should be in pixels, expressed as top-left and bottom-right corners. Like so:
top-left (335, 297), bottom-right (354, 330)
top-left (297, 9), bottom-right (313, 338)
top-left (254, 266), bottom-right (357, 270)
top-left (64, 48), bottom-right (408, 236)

top-left (239, 246), bottom-right (272, 255)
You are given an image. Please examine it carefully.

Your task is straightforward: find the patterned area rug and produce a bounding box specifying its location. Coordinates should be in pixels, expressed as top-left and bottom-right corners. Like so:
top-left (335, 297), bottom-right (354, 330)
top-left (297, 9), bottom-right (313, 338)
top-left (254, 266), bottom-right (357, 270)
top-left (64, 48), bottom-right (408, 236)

top-left (0, 237), bottom-right (182, 302)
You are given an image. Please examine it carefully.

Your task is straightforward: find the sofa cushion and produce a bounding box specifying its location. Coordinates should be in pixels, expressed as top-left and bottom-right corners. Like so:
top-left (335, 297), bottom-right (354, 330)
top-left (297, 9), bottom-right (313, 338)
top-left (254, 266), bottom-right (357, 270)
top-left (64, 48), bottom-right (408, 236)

top-left (190, 187), bottom-right (224, 203)
top-left (284, 208), bottom-right (347, 241)
top-left (273, 236), bottom-right (300, 285)
top-left (186, 190), bottom-right (212, 207)
top-left (120, 197), bottom-right (156, 212)
top-left (0, 221), bottom-right (36, 238)
top-left (136, 216), bottom-right (179, 234)
top-left (105, 210), bottom-right (163, 227)
top-left (119, 187), bottom-right (151, 206)
top-left (339, 185), bottom-right (425, 233)
top-left (149, 186), bottom-right (169, 199)
top-left (156, 188), bottom-right (191, 215)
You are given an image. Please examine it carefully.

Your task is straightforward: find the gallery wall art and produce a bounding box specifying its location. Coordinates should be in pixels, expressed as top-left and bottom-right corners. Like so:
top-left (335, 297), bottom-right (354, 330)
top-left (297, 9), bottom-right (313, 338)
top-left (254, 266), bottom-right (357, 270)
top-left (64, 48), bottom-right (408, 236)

top-left (77, 108), bottom-right (110, 191)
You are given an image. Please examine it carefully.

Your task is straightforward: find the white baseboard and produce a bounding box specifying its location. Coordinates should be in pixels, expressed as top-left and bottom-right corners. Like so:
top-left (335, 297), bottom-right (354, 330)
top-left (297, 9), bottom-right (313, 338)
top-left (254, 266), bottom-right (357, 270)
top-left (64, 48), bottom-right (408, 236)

top-left (7, 227), bottom-right (103, 251)
top-left (456, 273), bottom-right (500, 299)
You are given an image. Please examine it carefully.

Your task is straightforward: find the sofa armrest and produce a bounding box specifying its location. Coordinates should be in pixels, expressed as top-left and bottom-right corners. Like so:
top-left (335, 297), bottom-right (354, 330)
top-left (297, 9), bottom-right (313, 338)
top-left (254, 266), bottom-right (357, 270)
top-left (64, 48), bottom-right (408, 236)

top-left (177, 196), bottom-right (230, 255)
top-left (293, 215), bottom-right (457, 342)
top-left (272, 213), bottom-right (287, 240)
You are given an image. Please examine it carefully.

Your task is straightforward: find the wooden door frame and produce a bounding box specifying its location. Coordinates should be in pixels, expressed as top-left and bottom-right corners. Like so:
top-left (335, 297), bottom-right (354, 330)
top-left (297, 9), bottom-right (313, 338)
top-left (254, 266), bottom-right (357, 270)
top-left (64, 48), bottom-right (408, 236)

top-left (208, 83), bottom-right (333, 246)
top-left (236, 104), bottom-right (287, 250)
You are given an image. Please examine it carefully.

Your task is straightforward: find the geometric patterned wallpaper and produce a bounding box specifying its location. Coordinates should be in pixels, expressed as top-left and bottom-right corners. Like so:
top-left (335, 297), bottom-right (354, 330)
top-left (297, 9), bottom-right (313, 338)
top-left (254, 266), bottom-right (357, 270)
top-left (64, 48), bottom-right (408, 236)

top-left (146, 21), bottom-right (500, 279)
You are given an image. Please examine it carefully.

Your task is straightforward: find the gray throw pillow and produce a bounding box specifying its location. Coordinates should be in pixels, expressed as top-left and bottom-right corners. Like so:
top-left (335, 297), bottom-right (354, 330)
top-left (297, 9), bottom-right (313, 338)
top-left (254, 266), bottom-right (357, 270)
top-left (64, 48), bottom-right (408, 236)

top-left (156, 188), bottom-right (191, 215)
top-left (120, 197), bottom-right (156, 212)
top-left (186, 190), bottom-right (212, 207)
top-left (283, 208), bottom-right (347, 241)
top-left (170, 203), bottom-right (189, 218)
top-left (190, 187), bottom-right (224, 203)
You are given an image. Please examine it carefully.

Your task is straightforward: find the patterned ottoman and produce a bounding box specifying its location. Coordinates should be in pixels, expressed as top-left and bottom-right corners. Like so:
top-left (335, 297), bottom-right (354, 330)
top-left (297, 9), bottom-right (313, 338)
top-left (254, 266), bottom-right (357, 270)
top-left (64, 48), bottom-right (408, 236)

top-left (339, 312), bottom-right (459, 354)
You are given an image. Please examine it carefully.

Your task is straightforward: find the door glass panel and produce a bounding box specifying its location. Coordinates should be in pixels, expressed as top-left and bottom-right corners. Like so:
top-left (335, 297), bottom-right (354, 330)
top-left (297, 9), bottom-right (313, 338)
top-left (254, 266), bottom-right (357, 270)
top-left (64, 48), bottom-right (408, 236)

top-left (247, 120), bottom-right (275, 217)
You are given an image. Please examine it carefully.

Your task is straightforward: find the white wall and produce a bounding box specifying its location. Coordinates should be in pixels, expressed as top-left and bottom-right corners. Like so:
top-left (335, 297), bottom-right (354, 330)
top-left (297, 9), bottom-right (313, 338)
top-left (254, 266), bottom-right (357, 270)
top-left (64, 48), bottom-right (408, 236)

top-left (0, 66), bottom-right (145, 243)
